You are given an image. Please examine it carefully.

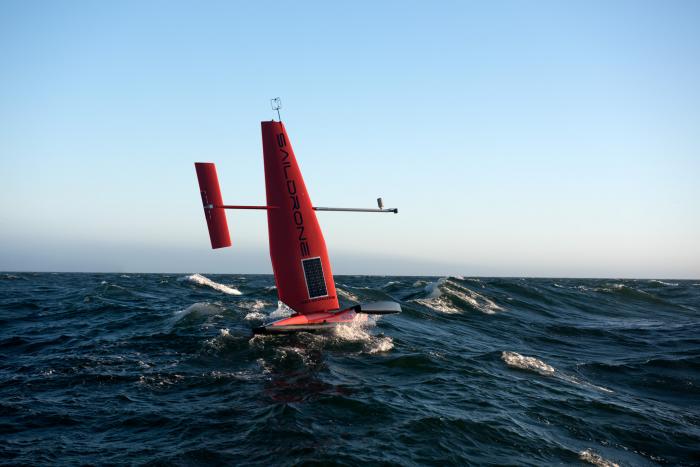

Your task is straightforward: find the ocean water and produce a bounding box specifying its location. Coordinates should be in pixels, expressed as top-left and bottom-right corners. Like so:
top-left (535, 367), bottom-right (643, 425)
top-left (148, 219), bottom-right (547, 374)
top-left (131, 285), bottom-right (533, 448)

top-left (1, 273), bottom-right (698, 466)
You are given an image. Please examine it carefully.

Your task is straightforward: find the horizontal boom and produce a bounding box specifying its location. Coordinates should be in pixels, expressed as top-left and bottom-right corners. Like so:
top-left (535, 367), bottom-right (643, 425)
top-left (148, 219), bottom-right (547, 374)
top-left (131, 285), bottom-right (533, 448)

top-left (205, 204), bottom-right (397, 213)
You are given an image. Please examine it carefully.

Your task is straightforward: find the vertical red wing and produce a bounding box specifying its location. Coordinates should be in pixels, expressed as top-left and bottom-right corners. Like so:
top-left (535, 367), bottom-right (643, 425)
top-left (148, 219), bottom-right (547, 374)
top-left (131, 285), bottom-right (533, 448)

top-left (194, 162), bottom-right (232, 249)
top-left (261, 121), bottom-right (339, 314)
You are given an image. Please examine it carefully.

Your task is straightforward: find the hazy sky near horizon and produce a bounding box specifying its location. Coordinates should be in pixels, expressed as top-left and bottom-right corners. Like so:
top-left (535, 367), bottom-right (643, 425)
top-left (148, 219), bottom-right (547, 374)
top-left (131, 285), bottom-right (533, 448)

top-left (1, 1), bottom-right (699, 278)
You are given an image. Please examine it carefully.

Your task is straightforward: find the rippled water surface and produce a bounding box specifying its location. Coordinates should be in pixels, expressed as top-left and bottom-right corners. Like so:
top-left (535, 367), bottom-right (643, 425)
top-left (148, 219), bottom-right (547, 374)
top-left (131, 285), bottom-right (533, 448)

top-left (1, 273), bottom-right (699, 465)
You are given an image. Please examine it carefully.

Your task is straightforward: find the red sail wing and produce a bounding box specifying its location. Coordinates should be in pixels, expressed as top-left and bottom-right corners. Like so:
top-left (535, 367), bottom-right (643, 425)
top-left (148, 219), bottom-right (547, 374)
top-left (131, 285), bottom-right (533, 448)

top-left (194, 162), bottom-right (232, 249)
top-left (261, 121), bottom-right (339, 314)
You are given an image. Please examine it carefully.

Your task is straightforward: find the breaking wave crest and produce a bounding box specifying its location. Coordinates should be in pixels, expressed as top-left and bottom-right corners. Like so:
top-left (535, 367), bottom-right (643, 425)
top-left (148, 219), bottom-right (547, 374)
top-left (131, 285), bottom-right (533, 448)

top-left (179, 274), bottom-right (242, 295)
top-left (502, 351), bottom-right (613, 393)
top-left (579, 449), bottom-right (620, 467)
top-left (414, 277), bottom-right (504, 314)
top-left (502, 351), bottom-right (555, 375)
top-left (333, 315), bottom-right (393, 354)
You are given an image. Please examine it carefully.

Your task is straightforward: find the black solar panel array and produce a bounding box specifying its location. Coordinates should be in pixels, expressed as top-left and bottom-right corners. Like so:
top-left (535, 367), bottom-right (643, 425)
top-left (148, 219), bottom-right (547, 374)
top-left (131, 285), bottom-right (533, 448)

top-left (302, 257), bottom-right (327, 298)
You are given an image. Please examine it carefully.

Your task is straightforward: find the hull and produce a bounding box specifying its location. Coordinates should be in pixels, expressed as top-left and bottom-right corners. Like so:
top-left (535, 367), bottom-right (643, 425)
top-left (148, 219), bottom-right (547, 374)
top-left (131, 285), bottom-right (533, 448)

top-left (253, 306), bottom-right (362, 334)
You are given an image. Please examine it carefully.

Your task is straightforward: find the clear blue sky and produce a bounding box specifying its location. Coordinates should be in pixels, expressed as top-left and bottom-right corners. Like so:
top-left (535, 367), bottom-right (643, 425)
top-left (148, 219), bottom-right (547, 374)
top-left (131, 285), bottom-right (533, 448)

top-left (1, 1), bottom-right (698, 278)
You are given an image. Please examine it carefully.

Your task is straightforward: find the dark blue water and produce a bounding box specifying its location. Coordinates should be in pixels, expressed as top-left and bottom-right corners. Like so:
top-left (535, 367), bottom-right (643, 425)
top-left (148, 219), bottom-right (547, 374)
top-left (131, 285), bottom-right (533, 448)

top-left (1, 273), bottom-right (698, 466)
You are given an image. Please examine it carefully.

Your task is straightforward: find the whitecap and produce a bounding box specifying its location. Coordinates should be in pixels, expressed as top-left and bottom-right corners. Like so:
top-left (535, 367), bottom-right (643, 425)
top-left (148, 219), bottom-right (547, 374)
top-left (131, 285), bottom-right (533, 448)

top-left (203, 328), bottom-right (234, 351)
top-left (367, 336), bottom-right (394, 354)
top-left (414, 296), bottom-right (462, 314)
top-left (442, 281), bottom-right (503, 314)
top-left (174, 302), bottom-right (222, 319)
top-left (501, 351), bottom-right (555, 376)
top-left (502, 352), bottom-right (613, 393)
top-left (579, 449), bottom-right (619, 467)
top-left (179, 273), bottom-right (242, 295)
top-left (332, 314), bottom-right (393, 354)
top-left (649, 279), bottom-right (678, 286)
top-left (413, 278), bottom-right (503, 314)
top-left (269, 301), bottom-right (294, 319)
top-left (244, 311), bottom-right (267, 321)
top-left (423, 277), bottom-right (447, 299)
top-left (238, 299), bottom-right (269, 312)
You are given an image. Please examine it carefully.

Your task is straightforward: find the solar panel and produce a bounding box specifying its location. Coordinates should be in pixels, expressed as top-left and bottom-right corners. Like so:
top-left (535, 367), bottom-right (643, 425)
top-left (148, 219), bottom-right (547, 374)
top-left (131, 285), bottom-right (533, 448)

top-left (302, 257), bottom-right (327, 298)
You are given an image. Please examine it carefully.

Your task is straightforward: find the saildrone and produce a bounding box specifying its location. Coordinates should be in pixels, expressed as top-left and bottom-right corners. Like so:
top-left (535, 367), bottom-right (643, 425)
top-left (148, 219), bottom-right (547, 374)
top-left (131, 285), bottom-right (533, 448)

top-left (194, 99), bottom-right (400, 333)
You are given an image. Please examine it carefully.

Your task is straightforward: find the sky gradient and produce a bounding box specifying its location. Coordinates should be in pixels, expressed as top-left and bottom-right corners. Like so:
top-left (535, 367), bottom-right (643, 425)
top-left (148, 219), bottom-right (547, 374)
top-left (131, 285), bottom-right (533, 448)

top-left (1, 1), bottom-right (699, 277)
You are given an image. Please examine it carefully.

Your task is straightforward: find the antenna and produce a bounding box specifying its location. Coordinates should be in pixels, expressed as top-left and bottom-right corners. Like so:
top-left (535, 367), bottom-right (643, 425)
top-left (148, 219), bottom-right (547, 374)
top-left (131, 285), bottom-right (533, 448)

top-left (270, 97), bottom-right (282, 121)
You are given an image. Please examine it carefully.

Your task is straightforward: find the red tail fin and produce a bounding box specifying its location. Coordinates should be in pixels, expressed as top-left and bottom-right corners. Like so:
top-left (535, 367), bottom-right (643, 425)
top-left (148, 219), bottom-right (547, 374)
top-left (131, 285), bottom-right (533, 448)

top-left (194, 162), bottom-right (232, 249)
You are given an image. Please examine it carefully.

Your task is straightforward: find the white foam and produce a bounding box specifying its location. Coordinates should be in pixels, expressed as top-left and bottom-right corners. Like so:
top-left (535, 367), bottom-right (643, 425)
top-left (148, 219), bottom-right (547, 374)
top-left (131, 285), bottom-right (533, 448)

top-left (649, 279), bottom-right (678, 286)
top-left (414, 296), bottom-right (462, 314)
top-left (579, 449), bottom-right (619, 467)
top-left (424, 277), bottom-right (447, 298)
top-left (443, 281), bottom-right (503, 314)
top-left (244, 311), bottom-right (267, 321)
top-left (138, 374), bottom-right (185, 388)
top-left (560, 374), bottom-right (614, 394)
top-left (203, 327), bottom-right (234, 351)
top-left (414, 278), bottom-right (503, 314)
top-left (502, 351), bottom-right (555, 376)
top-left (334, 319), bottom-right (372, 341)
top-left (174, 302), bottom-right (222, 319)
top-left (269, 301), bottom-right (294, 319)
top-left (368, 336), bottom-right (394, 353)
top-left (209, 370), bottom-right (260, 381)
top-left (179, 274), bottom-right (242, 295)
top-left (502, 352), bottom-right (613, 393)
top-left (239, 299), bottom-right (268, 311)
top-left (332, 314), bottom-right (394, 354)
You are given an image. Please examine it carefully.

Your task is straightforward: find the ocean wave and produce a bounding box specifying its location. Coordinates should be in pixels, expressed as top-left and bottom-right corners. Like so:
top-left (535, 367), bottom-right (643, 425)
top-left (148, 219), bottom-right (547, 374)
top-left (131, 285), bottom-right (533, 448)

top-left (332, 315), bottom-right (394, 354)
top-left (178, 274), bottom-right (242, 295)
top-left (244, 311), bottom-right (267, 321)
top-left (137, 373), bottom-right (185, 389)
top-left (648, 279), bottom-right (678, 287)
top-left (3, 273), bottom-right (698, 465)
top-left (502, 351), bottom-right (555, 376)
top-left (1, 273), bottom-right (24, 280)
top-left (238, 299), bottom-right (269, 312)
top-left (203, 328), bottom-right (239, 352)
top-left (443, 280), bottom-right (503, 314)
top-left (502, 351), bottom-right (613, 393)
top-left (413, 277), bottom-right (503, 314)
top-left (414, 296), bottom-right (462, 314)
top-left (269, 301), bottom-right (294, 319)
top-left (579, 449), bottom-right (619, 467)
top-left (174, 302), bottom-right (223, 319)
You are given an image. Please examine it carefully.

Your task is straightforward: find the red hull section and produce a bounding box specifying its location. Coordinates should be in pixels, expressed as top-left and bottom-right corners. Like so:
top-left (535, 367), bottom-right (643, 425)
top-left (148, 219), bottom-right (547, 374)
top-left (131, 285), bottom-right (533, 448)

top-left (254, 307), bottom-right (364, 334)
top-left (261, 121), bottom-right (339, 315)
top-left (194, 163), bottom-right (232, 249)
